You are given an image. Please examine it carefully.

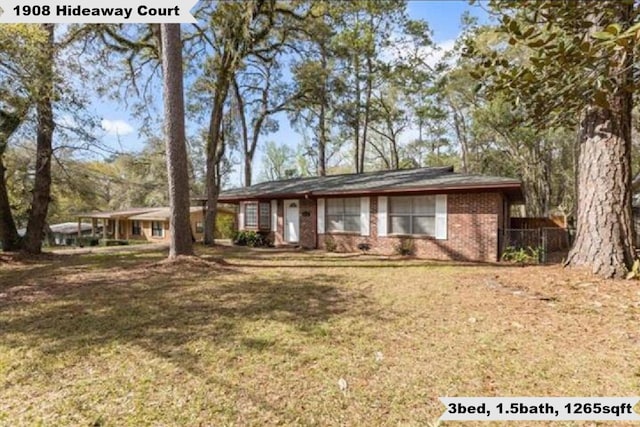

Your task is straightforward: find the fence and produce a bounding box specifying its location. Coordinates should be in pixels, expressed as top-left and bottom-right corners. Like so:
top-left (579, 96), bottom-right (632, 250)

top-left (499, 227), bottom-right (573, 262)
top-left (510, 216), bottom-right (567, 229)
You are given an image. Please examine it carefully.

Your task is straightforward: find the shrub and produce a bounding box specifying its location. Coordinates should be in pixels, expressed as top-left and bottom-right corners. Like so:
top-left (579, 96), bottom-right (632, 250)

top-left (357, 242), bottom-right (371, 253)
top-left (501, 246), bottom-right (541, 264)
top-left (215, 213), bottom-right (235, 239)
top-left (233, 230), bottom-right (270, 247)
top-left (396, 238), bottom-right (415, 256)
top-left (626, 259), bottom-right (640, 280)
top-left (76, 236), bottom-right (100, 247)
top-left (324, 236), bottom-right (337, 252)
top-left (103, 239), bottom-right (129, 247)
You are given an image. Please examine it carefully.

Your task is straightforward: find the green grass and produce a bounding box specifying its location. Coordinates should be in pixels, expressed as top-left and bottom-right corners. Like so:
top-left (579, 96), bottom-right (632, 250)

top-left (0, 246), bottom-right (639, 426)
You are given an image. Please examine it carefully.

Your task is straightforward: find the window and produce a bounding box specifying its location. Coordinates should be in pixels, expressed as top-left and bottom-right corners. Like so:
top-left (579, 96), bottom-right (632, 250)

top-left (389, 195), bottom-right (436, 236)
top-left (259, 202), bottom-right (270, 229)
top-left (131, 220), bottom-right (141, 236)
top-left (244, 202), bottom-right (271, 230)
top-left (326, 198), bottom-right (360, 232)
top-left (195, 221), bottom-right (204, 234)
top-left (151, 221), bottom-right (164, 237)
top-left (245, 203), bottom-right (258, 228)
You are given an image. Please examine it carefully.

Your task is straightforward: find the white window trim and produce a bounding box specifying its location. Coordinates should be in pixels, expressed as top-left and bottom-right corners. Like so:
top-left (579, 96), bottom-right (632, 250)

top-left (435, 194), bottom-right (447, 240)
top-left (238, 203), bottom-right (245, 230)
top-left (317, 198), bottom-right (325, 234)
top-left (271, 200), bottom-right (277, 232)
top-left (378, 196), bottom-right (388, 237)
top-left (360, 197), bottom-right (370, 236)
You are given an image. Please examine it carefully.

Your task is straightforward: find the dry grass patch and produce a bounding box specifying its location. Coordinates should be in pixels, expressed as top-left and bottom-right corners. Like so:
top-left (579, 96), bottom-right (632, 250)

top-left (1, 246), bottom-right (639, 426)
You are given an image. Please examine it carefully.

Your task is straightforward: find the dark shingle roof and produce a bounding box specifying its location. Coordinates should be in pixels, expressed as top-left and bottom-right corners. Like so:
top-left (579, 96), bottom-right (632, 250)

top-left (215, 166), bottom-right (522, 201)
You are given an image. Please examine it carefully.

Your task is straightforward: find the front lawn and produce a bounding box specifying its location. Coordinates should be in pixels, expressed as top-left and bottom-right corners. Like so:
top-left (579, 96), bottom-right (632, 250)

top-left (0, 247), bottom-right (638, 426)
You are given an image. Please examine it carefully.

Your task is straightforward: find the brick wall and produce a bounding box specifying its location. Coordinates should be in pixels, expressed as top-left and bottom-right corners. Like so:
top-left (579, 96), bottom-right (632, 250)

top-left (299, 198), bottom-right (317, 249)
top-left (317, 192), bottom-right (503, 262)
top-left (275, 200), bottom-right (284, 245)
top-left (270, 199), bottom-right (317, 248)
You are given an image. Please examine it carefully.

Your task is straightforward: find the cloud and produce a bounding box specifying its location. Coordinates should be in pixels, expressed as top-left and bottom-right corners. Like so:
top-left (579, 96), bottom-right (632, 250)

top-left (101, 119), bottom-right (134, 136)
top-left (425, 39), bottom-right (457, 68)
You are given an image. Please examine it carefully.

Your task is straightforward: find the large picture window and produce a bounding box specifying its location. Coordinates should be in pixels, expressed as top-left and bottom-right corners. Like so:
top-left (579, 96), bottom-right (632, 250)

top-left (326, 198), bottom-right (360, 232)
top-left (244, 202), bottom-right (271, 230)
top-left (389, 195), bottom-right (436, 236)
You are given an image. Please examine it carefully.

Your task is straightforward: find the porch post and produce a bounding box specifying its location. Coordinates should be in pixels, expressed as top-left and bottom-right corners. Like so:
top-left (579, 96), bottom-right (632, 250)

top-left (115, 218), bottom-right (120, 240)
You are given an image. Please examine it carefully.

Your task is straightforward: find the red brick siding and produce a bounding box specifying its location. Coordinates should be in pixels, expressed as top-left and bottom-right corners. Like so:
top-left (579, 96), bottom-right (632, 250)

top-left (317, 192), bottom-right (502, 262)
top-left (269, 199), bottom-right (316, 248)
top-left (299, 198), bottom-right (317, 249)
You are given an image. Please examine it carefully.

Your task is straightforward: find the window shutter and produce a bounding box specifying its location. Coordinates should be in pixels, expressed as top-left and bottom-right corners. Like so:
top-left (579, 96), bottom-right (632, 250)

top-left (378, 196), bottom-right (388, 237)
top-left (238, 202), bottom-right (245, 230)
top-left (317, 198), bottom-right (325, 234)
top-left (360, 197), bottom-right (370, 236)
top-left (435, 194), bottom-right (447, 240)
top-left (271, 200), bottom-right (277, 232)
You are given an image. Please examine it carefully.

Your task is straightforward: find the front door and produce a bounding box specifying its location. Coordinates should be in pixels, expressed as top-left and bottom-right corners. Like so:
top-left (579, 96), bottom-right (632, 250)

top-left (284, 200), bottom-right (299, 243)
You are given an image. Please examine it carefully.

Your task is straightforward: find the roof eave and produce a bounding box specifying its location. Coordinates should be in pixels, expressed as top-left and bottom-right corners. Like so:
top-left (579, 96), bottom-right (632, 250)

top-left (217, 182), bottom-right (524, 202)
top-left (313, 182), bottom-right (522, 197)
top-left (218, 191), bottom-right (312, 203)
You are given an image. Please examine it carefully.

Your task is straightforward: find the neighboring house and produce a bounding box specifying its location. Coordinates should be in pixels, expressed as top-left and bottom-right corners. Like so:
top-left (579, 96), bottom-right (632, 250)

top-left (48, 222), bottom-right (95, 246)
top-left (205, 166), bottom-right (523, 262)
top-left (77, 206), bottom-right (236, 243)
top-left (17, 222), bottom-right (97, 246)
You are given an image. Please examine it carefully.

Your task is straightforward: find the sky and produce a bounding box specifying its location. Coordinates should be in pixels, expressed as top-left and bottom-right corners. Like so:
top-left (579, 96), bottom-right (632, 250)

top-left (93, 0), bottom-right (489, 187)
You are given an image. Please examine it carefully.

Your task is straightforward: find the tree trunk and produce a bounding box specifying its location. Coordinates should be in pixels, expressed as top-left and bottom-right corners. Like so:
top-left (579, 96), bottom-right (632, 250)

top-left (232, 77), bottom-right (251, 186)
top-left (360, 54), bottom-right (374, 173)
top-left (565, 3), bottom-right (635, 278)
top-left (0, 156), bottom-right (21, 251)
top-left (353, 50), bottom-right (361, 174)
top-left (565, 107), bottom-right (634, 278)
top-left (161, 23), bottom-right (193, 258)
top-left (204, 140), bottom-right (224, 245)
top-left (203, 85), bottom-right (229, 245)
top-left (452, 106), bottom-right (469, 174)
top-left (23, 24), bottom-right (55, 255)
top-left (203, 47), bottom-right (234, 245)
top-left (318, 43), bottom-right (328, 176)
top-left (245, 153), bottom-right (253, 187)
top-left (0, 107), bottom-right (27, 251)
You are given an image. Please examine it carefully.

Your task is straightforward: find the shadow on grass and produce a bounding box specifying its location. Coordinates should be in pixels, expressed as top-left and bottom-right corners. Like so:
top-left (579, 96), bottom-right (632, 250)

top-left (217, 258), bottom-right (531, 270)
top-left (0, 251), bottom-right (166, 291)
top-left (0, 253), bottom-right (376, 372)
top-left (201, 245), bottom-right (558, 269)
top-left (1, 254), bottom-right (380, 422)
